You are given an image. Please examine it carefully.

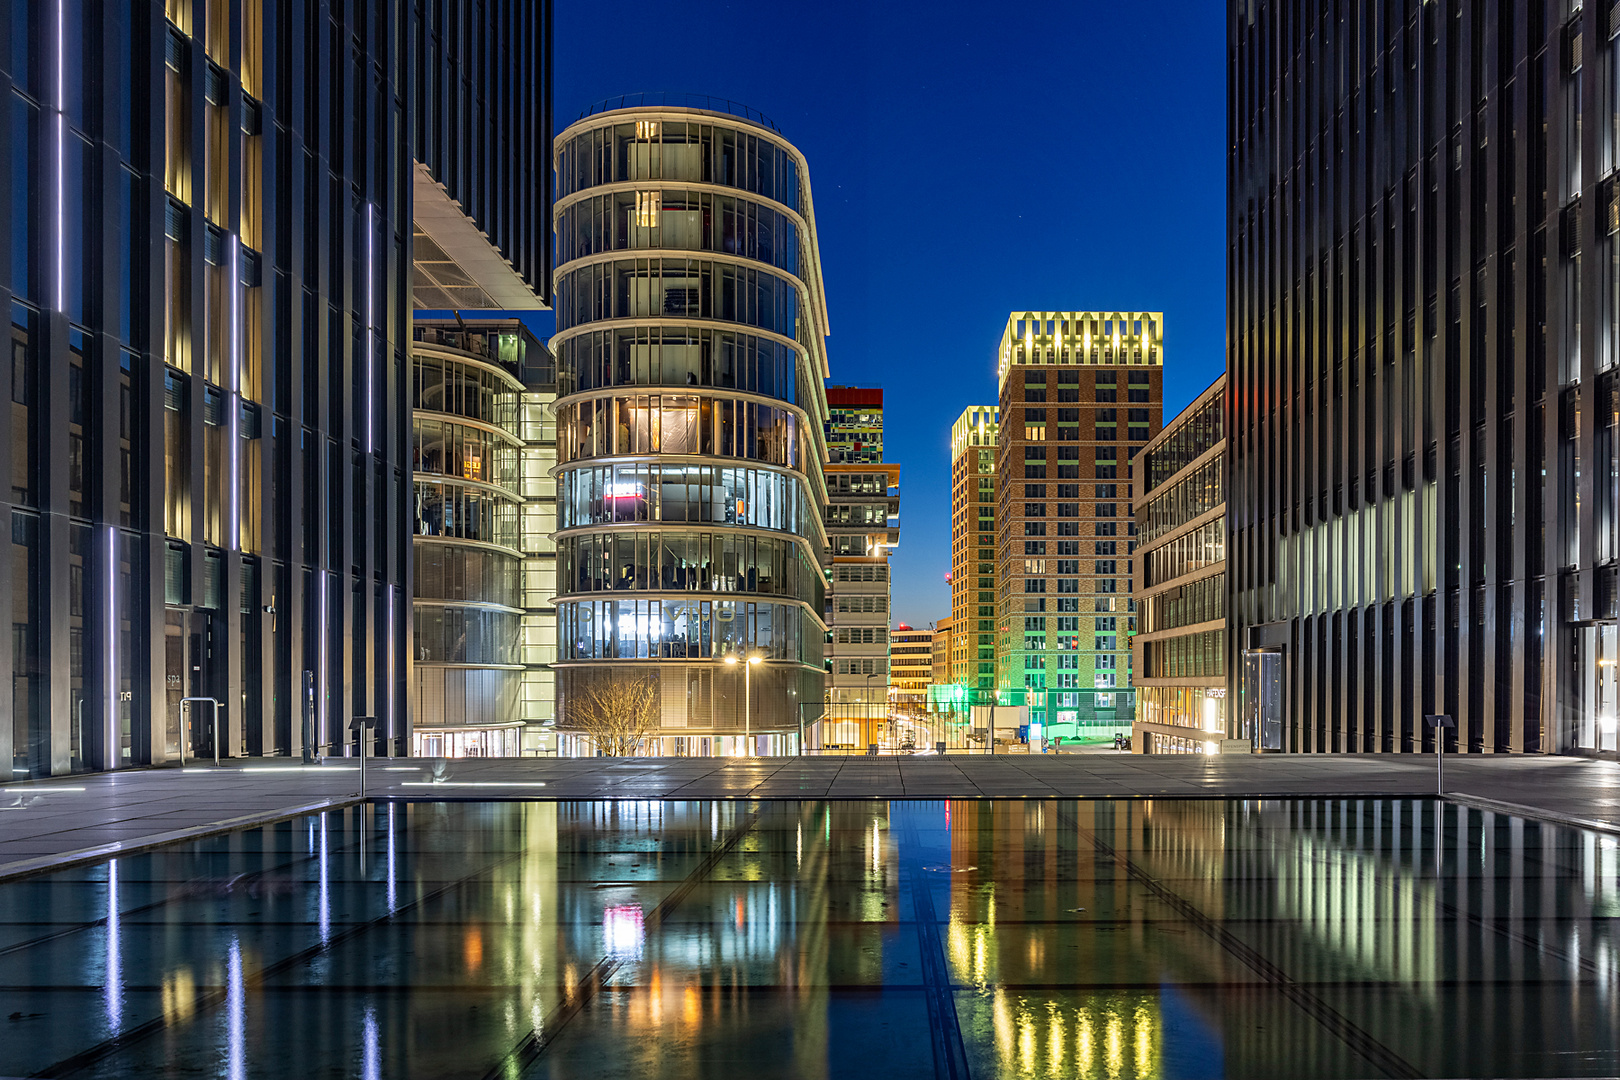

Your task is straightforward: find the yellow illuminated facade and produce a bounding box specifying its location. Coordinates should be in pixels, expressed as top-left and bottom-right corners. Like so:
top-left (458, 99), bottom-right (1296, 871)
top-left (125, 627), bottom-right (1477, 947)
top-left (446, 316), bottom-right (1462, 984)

top-left (951, 406), bottom-right (999, 696)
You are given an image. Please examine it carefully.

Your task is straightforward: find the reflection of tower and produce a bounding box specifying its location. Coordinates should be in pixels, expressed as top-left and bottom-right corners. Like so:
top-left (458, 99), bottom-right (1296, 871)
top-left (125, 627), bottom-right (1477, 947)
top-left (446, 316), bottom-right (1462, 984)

top-left (551, 101), bottom-right (834, 755)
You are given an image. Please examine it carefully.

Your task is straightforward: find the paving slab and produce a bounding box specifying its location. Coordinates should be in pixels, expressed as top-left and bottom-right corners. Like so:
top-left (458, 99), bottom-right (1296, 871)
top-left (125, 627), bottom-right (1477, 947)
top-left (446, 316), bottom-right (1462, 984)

top-left (1, 753), bottom-right (1618, 879)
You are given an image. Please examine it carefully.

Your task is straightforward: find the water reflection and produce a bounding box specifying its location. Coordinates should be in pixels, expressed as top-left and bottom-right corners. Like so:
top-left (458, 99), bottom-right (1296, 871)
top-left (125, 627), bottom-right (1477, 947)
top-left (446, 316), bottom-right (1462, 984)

top-left (0, 799), bottom-right (1617, 1078)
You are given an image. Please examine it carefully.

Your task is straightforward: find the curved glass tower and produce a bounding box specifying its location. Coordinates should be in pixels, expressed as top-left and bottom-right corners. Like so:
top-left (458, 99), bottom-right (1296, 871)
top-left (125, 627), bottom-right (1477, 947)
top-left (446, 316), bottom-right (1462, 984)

top-left (552, 100), bottom-right (831, 756)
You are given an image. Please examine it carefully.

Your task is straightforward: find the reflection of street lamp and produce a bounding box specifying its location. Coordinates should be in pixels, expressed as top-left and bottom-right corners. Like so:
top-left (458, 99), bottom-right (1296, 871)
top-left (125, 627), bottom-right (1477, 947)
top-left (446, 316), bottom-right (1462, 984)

top-left (723, 652), bottom-right (762, 755)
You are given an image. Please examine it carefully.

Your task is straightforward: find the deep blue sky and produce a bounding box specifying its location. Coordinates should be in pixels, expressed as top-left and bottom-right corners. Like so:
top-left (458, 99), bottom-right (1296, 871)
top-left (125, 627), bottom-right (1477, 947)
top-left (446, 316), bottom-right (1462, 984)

top-left (527, 0), bottom-right (1227, 627)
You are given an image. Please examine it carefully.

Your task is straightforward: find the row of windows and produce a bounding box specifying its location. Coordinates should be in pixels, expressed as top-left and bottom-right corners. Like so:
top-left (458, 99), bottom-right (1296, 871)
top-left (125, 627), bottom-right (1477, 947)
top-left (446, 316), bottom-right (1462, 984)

top-left (558, 597), bottom-right (820, 664)
top-left (554, 327), bottom-right (804, 406)
top-left (1144, 630), bottom-right (1225, 680)
top-left (555, 258), bottom-right (803, 339)
top-left (1143, 573), bottom-right (1225, 635)
top-left (833, 595), bottom-right (888, 613)
top-left (1021, 521), bottom-right (1137, 537)
top-left (1022, 424), bottom-right (1151, 443)
top-left (556, 394), bottom-right (807, 470)
top-left (1024, 503), bottom-right (1117, 518)
top-left (1144, 520), bottom-right (1224, 588)
top-left (1145, 388), bottom-right (1224, 493)
top-left (1026, 388), bottom-right (1152, 403)
top-left (832, 564), bottom-right (889, 582)
top-left (557, 120), bottom-right (803, 212)
top-left (1140, 456), bottom-right (1223, 543)
top-left (559, 462), bottom-right (811, 535)
top-left (558, 529), bottom-right (821, 607)
top-left (1023, 484), bottom-right (1121, 498)
top-left (413, 352), bottom-right (523, 429)
top-left (414, 606), bottom-right (520, 666)
top-left (412, 418), bottom-right (520, 494)
top-left (835, 628), bottom-right (886, 645)
top-left (558, 189), bottom-right (802, 276)
top-left (1023, 408), bottom-right (1151, 422)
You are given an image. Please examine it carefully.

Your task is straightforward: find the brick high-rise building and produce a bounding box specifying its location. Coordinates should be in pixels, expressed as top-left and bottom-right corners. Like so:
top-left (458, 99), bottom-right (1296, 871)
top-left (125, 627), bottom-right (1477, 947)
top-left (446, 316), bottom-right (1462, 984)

top-left (994, 312), bottom-right (1163, 742)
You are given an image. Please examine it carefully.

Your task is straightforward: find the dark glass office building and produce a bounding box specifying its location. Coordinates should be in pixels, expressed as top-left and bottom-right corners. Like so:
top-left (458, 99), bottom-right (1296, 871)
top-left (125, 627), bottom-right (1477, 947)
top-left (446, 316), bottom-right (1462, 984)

top-left (1228, 0), bottom-right (1618, 754)
top-left (0, 0), bottom-right (550, 777)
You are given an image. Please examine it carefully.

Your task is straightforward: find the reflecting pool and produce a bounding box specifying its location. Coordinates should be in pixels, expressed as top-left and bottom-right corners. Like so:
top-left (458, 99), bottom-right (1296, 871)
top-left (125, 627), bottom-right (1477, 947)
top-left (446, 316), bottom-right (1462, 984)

top-left (1, 799), bottom-right (1617, 1078)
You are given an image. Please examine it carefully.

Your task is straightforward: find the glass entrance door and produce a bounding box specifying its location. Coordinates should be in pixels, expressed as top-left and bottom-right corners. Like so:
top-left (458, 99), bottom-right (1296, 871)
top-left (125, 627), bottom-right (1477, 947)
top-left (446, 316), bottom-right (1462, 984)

top-left (1576, 623), bottom-right (1619, 752)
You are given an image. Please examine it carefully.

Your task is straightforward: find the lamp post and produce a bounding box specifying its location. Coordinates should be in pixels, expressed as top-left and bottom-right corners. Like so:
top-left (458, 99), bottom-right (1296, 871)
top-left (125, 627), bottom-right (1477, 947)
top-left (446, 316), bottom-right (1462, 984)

top-left (724, 652), bottom-right (762, 756)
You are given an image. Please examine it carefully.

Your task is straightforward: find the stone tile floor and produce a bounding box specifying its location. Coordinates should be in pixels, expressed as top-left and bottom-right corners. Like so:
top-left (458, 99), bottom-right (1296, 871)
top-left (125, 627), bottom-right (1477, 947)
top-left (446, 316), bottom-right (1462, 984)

top-left (2, 752), bottom-right (1618, 880)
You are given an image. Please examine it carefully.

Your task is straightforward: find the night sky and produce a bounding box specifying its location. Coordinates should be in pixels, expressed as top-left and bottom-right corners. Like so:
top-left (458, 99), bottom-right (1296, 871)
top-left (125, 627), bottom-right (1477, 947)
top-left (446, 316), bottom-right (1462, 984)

top-left (527, 0), bottom-right (1228, 627)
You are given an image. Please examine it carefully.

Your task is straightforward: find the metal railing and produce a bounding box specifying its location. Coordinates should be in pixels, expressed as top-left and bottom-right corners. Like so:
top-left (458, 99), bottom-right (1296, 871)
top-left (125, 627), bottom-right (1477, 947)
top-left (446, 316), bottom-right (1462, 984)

top-left (178, 697), bottom-right (223, 766)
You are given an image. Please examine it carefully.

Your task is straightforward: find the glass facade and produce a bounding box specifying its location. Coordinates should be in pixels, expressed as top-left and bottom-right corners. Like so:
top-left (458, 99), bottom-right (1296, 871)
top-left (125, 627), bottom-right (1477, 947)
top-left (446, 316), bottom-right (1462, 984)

top-left (1133, 377), bottom-right (1225, 754)
top-left (552, 105), bottom-right (831, 755)
top-left (0, 0), bottom-right (419, 775)
top-left (1229, 1), bottom-right (1609, 754)
top-left (411, 321), bottom-right (559, 758)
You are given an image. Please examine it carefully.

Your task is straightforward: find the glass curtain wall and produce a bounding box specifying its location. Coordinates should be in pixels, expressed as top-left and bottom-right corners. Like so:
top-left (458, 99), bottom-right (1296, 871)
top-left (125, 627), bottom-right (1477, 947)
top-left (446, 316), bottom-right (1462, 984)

top-left (551, 106), bottom-right (832, 756)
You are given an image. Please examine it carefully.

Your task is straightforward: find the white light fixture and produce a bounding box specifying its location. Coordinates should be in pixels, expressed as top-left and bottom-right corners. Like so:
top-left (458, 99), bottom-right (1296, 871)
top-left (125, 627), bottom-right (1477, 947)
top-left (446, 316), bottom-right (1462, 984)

top-left (105, 526), bottom-right (118, 768)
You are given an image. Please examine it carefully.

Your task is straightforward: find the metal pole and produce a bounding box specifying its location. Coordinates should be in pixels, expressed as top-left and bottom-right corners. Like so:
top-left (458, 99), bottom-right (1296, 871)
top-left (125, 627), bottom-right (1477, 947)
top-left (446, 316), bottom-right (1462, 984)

top-left (359, 724), bottom-right (366, 798)
top-left (1437, 728), bottom-right (1443, 796)
top-left (212, 700), bottom-right (220, 766)
top-left (797, 703), bottom-right (805, 756)
top-left (744, 661), bottom-right (752, 757)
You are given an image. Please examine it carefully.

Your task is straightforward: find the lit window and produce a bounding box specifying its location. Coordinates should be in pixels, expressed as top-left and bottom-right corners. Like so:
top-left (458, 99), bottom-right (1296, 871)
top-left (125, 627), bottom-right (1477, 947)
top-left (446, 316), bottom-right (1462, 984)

top-left (635, 190), bottom-right (661, 228)
top-left (635, 120), bottom-right (660, 140)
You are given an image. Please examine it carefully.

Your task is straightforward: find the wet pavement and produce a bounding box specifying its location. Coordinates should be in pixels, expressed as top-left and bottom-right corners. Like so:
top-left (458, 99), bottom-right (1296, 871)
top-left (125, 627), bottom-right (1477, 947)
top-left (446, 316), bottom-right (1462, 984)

top-left (0, 797), bottom-right (1616, 1078)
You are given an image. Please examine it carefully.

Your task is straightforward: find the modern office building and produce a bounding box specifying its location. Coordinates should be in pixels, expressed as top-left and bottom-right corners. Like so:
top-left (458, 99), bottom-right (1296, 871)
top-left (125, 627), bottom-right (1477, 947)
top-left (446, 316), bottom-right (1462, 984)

top-left (1228, 1), bottom-right (1614, 754)
top-left (931, 617), bottom-right (953, 686)
top-left (0, 1), bottom-right (553, 777)
top-left (995, 312), bottom-right (1163, 744)
top-left (551, 99), bottom-right (832, 755)
top-left (410, 319), bottom-right (557, 758)
top-left (950, 406), bottom-right (999, 695)
top-left (411, 2), bottom-right (554, 311)
top-left (1134, 376), bottom-right (1228, 754)
top-left (822, 384), bottom-right (899, 750)
top-left (889, 624), bottom-right (932, 699)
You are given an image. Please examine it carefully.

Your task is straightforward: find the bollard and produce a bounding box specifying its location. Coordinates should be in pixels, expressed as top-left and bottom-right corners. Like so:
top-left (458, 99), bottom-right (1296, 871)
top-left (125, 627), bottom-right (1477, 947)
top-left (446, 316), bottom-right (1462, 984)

top-left (1424, 714), bottom-right (1455, 795)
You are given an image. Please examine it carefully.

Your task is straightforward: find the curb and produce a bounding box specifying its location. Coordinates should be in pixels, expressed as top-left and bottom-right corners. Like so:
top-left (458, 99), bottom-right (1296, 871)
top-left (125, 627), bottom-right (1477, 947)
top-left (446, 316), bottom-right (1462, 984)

top-left (1446, 792), bottom-right (1620, 838)
top-left (0, 797), bottom-right (363, 882)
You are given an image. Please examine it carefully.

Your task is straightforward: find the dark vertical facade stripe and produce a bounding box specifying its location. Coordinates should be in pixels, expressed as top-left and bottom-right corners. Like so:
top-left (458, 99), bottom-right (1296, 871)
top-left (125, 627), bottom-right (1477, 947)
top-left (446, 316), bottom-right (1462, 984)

top-left (0, 0), bottom-right (414, 775)
top-left (1229, 0), bottom-right (1618, 755)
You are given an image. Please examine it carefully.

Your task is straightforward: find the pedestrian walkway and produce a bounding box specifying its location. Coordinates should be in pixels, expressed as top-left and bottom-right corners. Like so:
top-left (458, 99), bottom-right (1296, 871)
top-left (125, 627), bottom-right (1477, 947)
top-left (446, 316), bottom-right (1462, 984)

top-left (2, 752), bottom-right (1618, 880)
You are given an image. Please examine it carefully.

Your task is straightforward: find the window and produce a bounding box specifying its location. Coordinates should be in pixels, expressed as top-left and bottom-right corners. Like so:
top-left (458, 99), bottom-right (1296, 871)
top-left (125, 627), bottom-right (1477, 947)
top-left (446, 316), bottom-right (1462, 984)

top-left (1025, 484), bottom-right (1047, 497)
top-left (1095, 560), bottom-right (1117, 574)
top-left (1128, 389), bottom-right (1149, 402)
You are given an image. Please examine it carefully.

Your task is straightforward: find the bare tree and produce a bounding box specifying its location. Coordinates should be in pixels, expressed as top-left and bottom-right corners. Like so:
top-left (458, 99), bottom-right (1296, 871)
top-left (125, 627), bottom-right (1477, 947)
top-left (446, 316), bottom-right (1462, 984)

top-left (563, 674), bottom-right (659, 756)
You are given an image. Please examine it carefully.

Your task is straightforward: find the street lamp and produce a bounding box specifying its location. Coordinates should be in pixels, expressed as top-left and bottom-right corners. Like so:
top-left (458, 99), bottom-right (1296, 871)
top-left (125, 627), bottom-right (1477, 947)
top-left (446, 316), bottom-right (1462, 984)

top-left (723, 652), bottom-right (762, 756)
